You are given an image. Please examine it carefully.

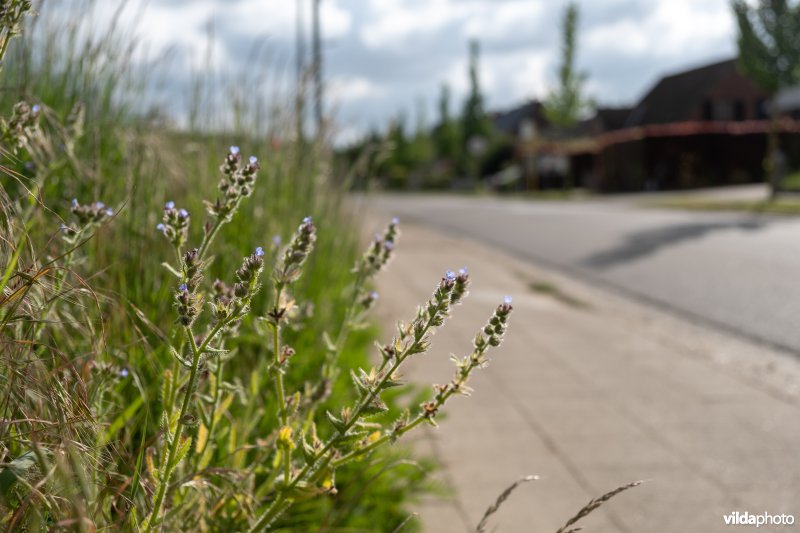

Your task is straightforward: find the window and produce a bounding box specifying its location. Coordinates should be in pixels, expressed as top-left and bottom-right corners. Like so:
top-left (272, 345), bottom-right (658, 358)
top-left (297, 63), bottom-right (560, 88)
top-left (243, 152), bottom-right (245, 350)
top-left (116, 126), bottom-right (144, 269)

top-left (702, 100), bottom-right (713, 120)
top-left (712, 101), bottom-right (734, 121)
top-left (756, 99), bottom-right (769, 119)
top-left (733, 100), bottom-right (745, 121)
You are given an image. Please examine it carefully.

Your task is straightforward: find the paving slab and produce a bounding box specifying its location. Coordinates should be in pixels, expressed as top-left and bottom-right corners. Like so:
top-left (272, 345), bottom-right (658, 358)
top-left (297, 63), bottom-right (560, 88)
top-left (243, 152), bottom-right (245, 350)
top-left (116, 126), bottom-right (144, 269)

top-left (360, 210), bottom-right (800, 533)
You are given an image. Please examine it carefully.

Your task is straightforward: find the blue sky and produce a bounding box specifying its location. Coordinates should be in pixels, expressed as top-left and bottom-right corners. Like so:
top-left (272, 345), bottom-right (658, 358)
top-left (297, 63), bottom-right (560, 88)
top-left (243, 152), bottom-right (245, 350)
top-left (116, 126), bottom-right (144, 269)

top-left (84, 0), bottom-right (738, 142)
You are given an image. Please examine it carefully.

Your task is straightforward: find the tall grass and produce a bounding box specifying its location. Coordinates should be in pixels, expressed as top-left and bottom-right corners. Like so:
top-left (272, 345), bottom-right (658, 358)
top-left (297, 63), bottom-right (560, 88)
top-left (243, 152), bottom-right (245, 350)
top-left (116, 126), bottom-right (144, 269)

top-left (0, 1), bottom-right (434, 529)
top-left (0, 3), bottom-right (640, 531)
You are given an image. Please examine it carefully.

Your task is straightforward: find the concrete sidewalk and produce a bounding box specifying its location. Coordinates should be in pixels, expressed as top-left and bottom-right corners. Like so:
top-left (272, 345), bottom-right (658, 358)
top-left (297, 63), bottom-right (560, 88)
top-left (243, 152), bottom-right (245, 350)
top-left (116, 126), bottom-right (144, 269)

top-left (367, 216), bottom-right (800, 533)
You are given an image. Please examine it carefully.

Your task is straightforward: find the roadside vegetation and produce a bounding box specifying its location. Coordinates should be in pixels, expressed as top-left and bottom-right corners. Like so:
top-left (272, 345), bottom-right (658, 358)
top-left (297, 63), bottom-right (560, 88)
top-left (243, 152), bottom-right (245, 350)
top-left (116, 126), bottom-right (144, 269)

top-left (0, 1), bottom-right (516, 530)
top-left (0, 2), bottom-right (646, 531)
top-left (0, 1), bottom-right (436, 529)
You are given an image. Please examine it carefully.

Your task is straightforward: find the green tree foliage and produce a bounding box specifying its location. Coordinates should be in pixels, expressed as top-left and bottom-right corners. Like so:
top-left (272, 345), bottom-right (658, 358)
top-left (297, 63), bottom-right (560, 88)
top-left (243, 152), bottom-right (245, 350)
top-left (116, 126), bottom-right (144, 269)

top-left (544, 2), bottom-right (591, 127)
top-left (409, 97), bottom-right (434, 165)
top-left (461, 39), bottom-right (492, 146)
top-left (732, 0), bottom-right (800, 197)
top-left (733, 0), bottom-right (800, 93)
top-left (434, 83), bottom-right (461, 162)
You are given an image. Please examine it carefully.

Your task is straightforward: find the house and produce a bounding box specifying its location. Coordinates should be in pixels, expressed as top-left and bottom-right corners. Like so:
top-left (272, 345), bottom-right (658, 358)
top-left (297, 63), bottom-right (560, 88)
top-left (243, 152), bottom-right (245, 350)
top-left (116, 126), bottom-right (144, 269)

top-left (491, 100), bottom-right (547, 141)
top-left (497, 58), bottom-right (800, 192)
top-left (490, 101), bottom-right (607, 189)
top-left (590, 58), bottom-right (790, 191)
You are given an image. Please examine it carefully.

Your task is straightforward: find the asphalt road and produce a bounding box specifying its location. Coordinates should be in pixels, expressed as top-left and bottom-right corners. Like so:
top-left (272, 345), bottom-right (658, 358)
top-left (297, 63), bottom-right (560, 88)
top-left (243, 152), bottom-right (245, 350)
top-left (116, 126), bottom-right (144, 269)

top-left (365, 193), bottom-right (800, 354)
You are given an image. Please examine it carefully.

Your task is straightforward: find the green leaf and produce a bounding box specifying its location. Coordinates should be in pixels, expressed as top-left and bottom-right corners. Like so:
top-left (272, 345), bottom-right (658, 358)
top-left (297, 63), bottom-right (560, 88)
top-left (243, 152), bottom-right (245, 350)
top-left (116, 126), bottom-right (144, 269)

top-left (169, 346), bottom-right (192, 368)
top-left (204, 346), bottom-right (230, 357)
top-left (0, 451), bottom-right (37, 502)
top-left (322, 331), bottom-right (337, 352)
top-left (361, 398), bottom-right (388, 417)
top-left (130, 409), bottom-right (149, 504)
top-left (301, 435), bottom-right (316, 465)
top-left (286, 481), bottom-right (325, 502)
top-left (99, 394), bottom-right (144, 445)
top-left (350, 369), bottom-right (368, 394)
top-left (326, 410), bottom-right (346, 433)
top-left (336, 430), bottom-right (368, 446)
top-left (161, 262), bottom-right (182, 278)
top-left (161, 370), bottom-right (173, 411)
top-left (170, 438), bottom-right (192, 470)
top-left (382, 376), bottom-right (405, 389)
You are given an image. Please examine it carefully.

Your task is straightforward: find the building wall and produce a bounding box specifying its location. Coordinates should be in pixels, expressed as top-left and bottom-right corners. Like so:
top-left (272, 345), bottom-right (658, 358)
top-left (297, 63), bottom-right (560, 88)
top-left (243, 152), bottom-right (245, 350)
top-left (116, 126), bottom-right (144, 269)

top-left (592, 132), bottom-right (786, 192)
top-left (695, 72), bottom-right (769, 122)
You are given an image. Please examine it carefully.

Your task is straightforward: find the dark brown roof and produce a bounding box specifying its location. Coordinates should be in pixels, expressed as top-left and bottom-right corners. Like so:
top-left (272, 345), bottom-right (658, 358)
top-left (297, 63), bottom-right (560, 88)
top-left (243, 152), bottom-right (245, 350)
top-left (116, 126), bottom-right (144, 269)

top-left (594, 107), bottom-right (632, 131)
top-left (490, 100), bottom-right (546, 135)
top-left (624, 58), bottom-right (738, 127)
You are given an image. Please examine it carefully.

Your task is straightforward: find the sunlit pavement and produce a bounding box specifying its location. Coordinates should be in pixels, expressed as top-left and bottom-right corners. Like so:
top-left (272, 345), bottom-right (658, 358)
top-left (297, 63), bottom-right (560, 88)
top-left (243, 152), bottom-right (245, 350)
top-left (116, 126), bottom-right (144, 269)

top-left (359, 201), bottom-right (800, 532)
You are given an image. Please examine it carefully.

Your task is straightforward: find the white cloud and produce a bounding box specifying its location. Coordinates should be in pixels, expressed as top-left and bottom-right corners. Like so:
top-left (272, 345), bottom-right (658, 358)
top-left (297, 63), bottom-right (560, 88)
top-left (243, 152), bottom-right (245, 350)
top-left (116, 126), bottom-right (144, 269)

top-left (584, 0), bottom-right (733, 59)
top-left (360, 0), bottom-right (546, 51)
top-left (503, 51), bottom-right (551, 103)
top-left (462, 1), bottom-right (545, 41)
top-left (648, 0), bottom-right (734, 57)
top-left (62, 0), bottom-right (742, 142)
top-left (360, 0), bottom-right (459, 51)
top-left (228, 0), bottom-right (352, 41)
top-left (585, 18), bottom-right (650, 56)
top-left (137, 3), bottom-right (222, 65)
top-left (329, 75), bottom-right (383, 103)
top-left (90, 0), bottom-right (352, 69)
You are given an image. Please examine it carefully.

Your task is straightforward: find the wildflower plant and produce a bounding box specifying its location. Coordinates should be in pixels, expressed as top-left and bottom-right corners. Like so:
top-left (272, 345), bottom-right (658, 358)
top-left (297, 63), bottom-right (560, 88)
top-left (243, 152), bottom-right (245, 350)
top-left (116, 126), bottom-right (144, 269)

top-left (136, 145), bottom-right (515, 531)
top-left (0, 4), bottom-right (640, 530)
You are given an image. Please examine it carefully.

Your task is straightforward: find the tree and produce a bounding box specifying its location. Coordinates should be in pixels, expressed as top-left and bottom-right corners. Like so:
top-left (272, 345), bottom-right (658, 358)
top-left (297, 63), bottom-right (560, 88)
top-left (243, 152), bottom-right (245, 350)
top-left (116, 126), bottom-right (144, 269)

top-left (461, 39), bottom-right (492, 178)
top-left (544, 2), bottom-right (591, 127)
top-left (733, 0), bottom-right (800, 197)
top-left (434, 83), bottom-right (461, 162)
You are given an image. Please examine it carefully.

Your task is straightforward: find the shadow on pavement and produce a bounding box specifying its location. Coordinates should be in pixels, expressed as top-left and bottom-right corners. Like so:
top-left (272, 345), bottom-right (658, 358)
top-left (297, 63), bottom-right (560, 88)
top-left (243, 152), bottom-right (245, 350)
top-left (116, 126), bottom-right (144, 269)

top-left (580, 217), bottom-right (770, 269)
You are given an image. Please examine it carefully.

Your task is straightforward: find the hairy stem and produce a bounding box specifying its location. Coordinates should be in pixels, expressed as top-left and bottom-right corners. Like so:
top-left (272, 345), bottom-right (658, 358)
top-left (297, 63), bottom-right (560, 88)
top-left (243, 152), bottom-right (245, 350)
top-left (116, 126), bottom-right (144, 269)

top-left (144, 326), bottom-right (203, 532)
top-left (249, 306), bottom-right (442, 532)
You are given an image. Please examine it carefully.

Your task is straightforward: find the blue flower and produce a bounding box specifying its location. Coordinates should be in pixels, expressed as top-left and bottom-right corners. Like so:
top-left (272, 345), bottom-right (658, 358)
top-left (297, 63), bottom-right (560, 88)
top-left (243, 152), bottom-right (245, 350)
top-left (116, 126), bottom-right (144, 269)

top-left (391, 216), bottom-right (399, 225)
top-left (255, 246), bottom-right (265, 257)
top-left (178, 283), bottom-right (188, 292)
top-left (60, 224), bottom-right (69, 231)
top-left (384, 241), bottom-right (394, 251)
top-left (249, 156), bottom-right (258, 165)
top-left (71, 198), bottom-right (78, 208)
top-left (370, 291), bottom-right (379, 300)
top-left (272, 235), bottom-right (282, 246)
top-left (96, 201), bottom-right (105, 209)
top-left (458, 267), bottom-right (468, 275)
top-left (119, 368), bottom-right (129, 378)
top-left (156, 223), bottom-right (165, 231)
top-left (165, 201), bottom-right (175, 210)
top-left (178, 209), bottom-right (189, 218)
top-left (503, 295), bottom-right (513, 304)
top-left (303, 216), bottom-right (312, 224)
top-left (445, 270), bottom-right (456, 281)
top-left (105, 208), bottom-right (114, 216)
top-left (230, 145), bottom-right (240, 155)
top-left (32, 104), bottom-right (40, 113)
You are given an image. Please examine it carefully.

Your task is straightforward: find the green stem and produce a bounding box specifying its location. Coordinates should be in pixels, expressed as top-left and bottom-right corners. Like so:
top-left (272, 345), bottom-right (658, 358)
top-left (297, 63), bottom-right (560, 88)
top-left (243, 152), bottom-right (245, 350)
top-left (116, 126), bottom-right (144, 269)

top-left (197, 197), bottom-right (243, 261)
top-left (197, 218), bottom-right (223, 260)
top-left (249, 308), bottom-right (441, 532)
top-left (334, 343), bottom-right (488, 468)
top-left (331, 417), bottom-right (425, 469)
top-left (143, 327), bottom-right (203, 532)
top-left (270, 284), bottom-right (292, 490)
